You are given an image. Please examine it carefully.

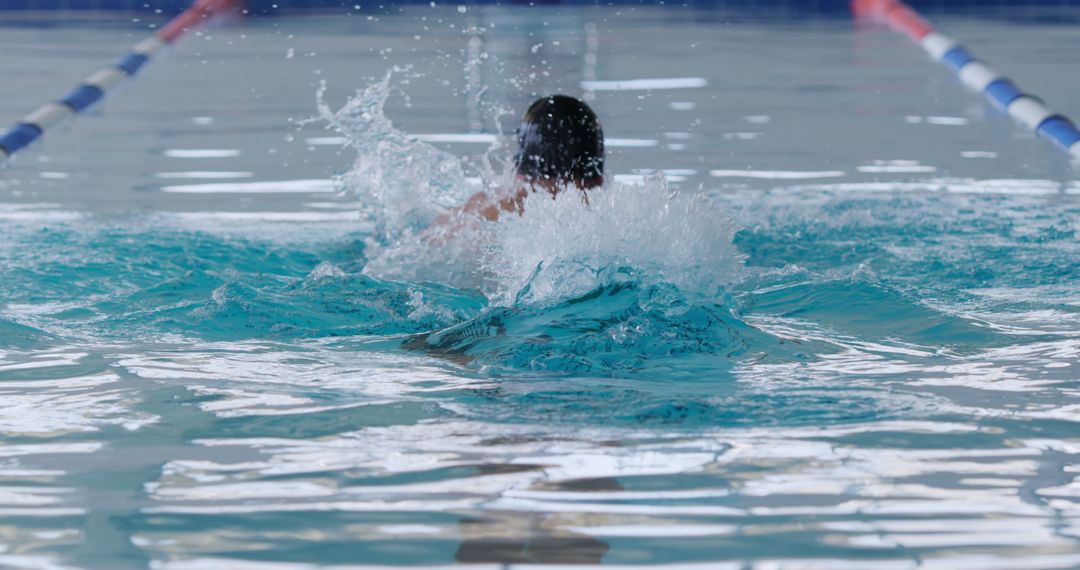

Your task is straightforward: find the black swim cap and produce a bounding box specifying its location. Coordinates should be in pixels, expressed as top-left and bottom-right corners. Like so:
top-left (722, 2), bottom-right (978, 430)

top-left (514, 95), bottom-right (604, 189)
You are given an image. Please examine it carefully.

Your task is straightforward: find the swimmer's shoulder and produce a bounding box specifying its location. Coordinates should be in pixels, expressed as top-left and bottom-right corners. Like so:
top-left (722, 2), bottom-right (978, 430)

top-left (463, 188), bottom-right (526, 221)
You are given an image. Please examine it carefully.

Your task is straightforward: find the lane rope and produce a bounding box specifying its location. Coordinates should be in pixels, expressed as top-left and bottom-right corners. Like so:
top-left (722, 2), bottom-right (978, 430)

top-left (852, 0), bottom-right (1080, 160)
top-left (0, 0), bottom-right (240, 163)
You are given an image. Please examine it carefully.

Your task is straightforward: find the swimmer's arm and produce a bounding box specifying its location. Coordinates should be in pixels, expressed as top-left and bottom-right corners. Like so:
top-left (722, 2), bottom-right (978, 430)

top-left (422, 190), bottom-right (523, 245)
top-left (435, 189), bottom-right (526, 225)
top-left (473, 190), bottom-right (527, 221)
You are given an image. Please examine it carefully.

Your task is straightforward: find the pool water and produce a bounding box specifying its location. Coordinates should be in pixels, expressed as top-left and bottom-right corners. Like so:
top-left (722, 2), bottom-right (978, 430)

top-left (1, 4), bottom-right (1079, 568)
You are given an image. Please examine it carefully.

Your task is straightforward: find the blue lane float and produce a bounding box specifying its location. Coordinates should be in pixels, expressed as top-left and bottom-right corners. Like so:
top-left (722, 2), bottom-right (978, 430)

top-left (853, 0), bottom-right (1080, 160)
top-left (0, 39), bottom-right (159, 160)
top-left (0, 0), bottom-right (238, 163)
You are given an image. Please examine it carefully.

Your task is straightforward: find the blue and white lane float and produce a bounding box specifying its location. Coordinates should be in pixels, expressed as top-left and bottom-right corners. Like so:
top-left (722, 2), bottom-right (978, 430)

top-left (853, 0), bottom-right (1080, 160)
top-left (0, 0), bottom-right (239, 163)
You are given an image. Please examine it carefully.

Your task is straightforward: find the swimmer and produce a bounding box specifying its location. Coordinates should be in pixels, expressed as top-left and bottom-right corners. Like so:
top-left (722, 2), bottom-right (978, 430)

top-left (408, 96), bottom-right (604, 358)
top-left (451, 94), bottom-right (605, 222)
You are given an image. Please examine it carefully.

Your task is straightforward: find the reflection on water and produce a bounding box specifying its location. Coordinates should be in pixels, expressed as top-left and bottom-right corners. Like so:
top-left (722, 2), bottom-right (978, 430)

top-left (0, 331), bottom-right (1077, 567)
top-left (0, 2), bottom-right (1079, 569)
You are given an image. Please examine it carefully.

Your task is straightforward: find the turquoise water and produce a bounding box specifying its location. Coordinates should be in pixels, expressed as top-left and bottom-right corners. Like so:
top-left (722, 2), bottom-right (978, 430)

top-left (1, 5), bottom-right (1080, 569)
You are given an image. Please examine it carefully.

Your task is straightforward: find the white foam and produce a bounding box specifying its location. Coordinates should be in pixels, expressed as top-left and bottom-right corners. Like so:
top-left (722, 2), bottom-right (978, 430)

top-left (856, 166), bottom-right (937, 173)
top-left (566, 524), bottom-right (737, 537)
top-left (304, 136), bottom-right (349, 145)
top-left (483, 177), bottom-right (743, 305)
top-left (606, 137), bottom-right (658, 147)
top-left (302, 201), bottom-right (365, 209)
top-left (310, 133), bottom-right (658, 148)
top-left (784, 178), bottom-right (1061, 195)
top-left (155, 560), bottom-right (494, 570)
top-left (906, 116), bottom-right (970, 126)
top-left (413, 133), bottom-right (497, 144)
top-left (170, 211), bottom-right (360, 222)
top-left (926, 116), bottom-right (970, 126)
top-left (155, 171), bottom-right (254, 179)
top-left (163, 149), bottom-right (241, 158)
top-left (580, 77), bottom-right (707, 91)
top-left (0, 211), bottom-right (82, 221)
top-left (160, 180), bottom-right (335, 194)
top-left (857, 160), bottom-right (936, 174)
top-left (710, 169), bottom-right (845, 179)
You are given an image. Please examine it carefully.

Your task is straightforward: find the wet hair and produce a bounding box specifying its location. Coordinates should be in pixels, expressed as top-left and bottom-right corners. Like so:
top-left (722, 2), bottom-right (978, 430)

top-left (514, 95), bottom-right (604, 189)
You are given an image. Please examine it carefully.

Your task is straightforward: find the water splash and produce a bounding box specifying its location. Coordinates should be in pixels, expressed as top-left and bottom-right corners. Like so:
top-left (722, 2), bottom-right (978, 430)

top-left (323, 75), bottom-right (745, 312)
top-left (317, 71), bottom-right (471, 246)
top-left (485, 175), bottom-right (744, 306)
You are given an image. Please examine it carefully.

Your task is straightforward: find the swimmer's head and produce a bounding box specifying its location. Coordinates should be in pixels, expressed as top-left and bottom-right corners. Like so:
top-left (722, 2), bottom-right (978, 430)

top-left (514, 95), bottom-right (604, 192)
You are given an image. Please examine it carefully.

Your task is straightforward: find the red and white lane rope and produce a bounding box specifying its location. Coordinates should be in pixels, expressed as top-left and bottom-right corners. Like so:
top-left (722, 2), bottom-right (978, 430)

top-left (853, 0), bottom-right (1080, 159)
top-left (0, 0), bottom-right (241, 162)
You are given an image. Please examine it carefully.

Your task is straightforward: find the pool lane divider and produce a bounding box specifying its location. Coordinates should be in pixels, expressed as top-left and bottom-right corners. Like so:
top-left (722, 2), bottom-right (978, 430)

top-left (0, 0), bottom-right (240, 163)
top-left (852, 0), bottom-right (1080, 160)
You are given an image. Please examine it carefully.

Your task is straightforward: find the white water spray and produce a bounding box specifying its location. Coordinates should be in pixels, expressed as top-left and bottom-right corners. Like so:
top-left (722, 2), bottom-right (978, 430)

top-left (321, 75), bottom-right (744, 305)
